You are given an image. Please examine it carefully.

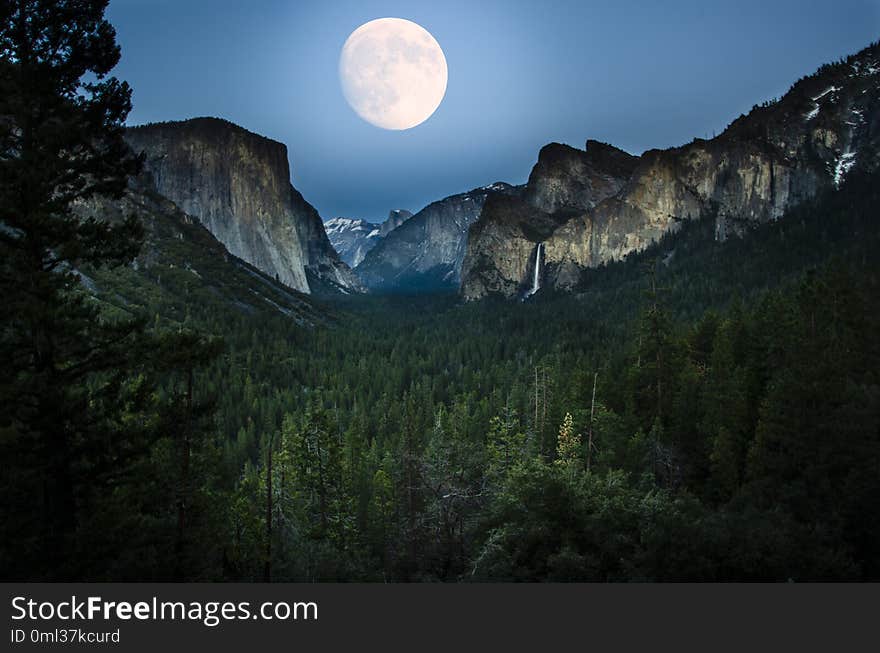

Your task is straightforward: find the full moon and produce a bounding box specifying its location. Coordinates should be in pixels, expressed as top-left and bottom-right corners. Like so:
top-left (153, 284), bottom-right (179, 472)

top-left (339, 18), bottom-right (448, 130)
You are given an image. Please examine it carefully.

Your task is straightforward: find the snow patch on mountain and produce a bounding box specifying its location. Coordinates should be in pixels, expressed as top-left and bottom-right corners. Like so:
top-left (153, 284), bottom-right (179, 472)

top-left (833, 150), bottom-right (856, 188)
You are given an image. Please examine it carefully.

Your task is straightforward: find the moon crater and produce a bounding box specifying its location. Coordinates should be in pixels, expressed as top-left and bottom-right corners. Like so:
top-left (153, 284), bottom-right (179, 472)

top-left (339, 18), bottom-right (448, 130)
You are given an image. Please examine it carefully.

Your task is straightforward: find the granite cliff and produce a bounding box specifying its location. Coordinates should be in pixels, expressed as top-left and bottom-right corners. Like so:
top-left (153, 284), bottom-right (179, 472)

top-left (461, 41), bottom-right (880, 300)
top-left (124, 118), bottom-right (361, 295)
top-left (74, 175), bottom-right (325, 325)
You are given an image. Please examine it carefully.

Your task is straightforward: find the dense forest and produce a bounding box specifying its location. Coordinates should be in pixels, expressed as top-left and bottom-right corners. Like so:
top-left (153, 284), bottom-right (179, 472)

top-left (7, 168), bottom-right (879, 582)
top-left (2, 1), bottom-right (879, 582)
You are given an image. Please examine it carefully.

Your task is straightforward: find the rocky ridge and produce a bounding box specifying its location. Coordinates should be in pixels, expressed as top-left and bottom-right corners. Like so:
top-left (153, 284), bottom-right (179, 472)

top-left (461, 41), bottom-right (880, 300)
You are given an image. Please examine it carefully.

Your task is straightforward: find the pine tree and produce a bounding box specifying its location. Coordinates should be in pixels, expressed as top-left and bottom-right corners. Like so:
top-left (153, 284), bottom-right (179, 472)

top-left (369, 467), bottom-right (395, 578)
top-left (284, 397), bottom-right (351, 548)
top-left (555, 412), bottom-right (581, 479)
top-left (397, 391), bottom-right (423, 578)
top-left (152, 330), bottom-right (224, 578)
top-left (486, 405), bottom-right (526, 486)
top-left (0, 0), bottom-right (145, 578)
top-left (632, 264), bottom-right (675, 429)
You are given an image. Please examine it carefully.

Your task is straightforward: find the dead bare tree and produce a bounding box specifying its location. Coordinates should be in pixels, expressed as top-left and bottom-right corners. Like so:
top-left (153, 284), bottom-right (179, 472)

top-left (587, 372), bottom-right (598, 473)
top-left (264, 433), bottom-right (274, 583)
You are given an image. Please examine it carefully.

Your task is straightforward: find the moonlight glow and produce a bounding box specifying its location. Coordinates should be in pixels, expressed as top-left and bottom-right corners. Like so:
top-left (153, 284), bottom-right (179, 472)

top-left (339, 18), bottom-right (448, 130)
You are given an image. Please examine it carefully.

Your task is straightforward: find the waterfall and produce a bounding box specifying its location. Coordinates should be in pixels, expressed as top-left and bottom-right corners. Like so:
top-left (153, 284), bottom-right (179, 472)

top-left (528, 242), bottom-right (543, 297)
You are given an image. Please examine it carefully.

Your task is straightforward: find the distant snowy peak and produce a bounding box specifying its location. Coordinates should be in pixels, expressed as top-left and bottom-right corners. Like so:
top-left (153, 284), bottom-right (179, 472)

top-left (325, 217), bottom-right (383, 268)
top-left (325, 209), bottom-right (415, 269)
top-left (325, 217), bottom-right (378, 235)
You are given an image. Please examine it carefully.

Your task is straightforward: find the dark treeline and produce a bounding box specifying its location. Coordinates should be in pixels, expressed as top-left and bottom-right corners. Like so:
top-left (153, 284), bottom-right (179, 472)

top-left (2, 1), bottom-right (878, 582)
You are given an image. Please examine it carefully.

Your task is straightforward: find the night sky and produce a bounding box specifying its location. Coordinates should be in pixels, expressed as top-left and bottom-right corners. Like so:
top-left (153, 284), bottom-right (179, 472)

top-left (107, 0), bottom-right (878, 223)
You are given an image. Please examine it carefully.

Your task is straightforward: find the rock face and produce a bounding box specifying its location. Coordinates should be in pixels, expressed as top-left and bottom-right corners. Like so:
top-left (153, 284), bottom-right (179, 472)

top-left (75, 175), bottom-right (325, 325)
top-left (325, 210), bottom-right (413, 268)
top-left (525, 140), bottom-right (639, 214)
top-left (380, 209), bottom-right (413, 237)
top-left (357, 183), bottom-right (519, 292)
top-left (461, 41), bottom-right (880, 300)
top-left (124, 118), bottom-right (361, 295)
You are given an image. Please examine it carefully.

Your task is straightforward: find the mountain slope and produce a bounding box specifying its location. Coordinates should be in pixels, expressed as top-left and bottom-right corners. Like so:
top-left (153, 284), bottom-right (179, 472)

top-left (357, 183), bottom-right (518, 292)
top-left (461, 41), bottom-right (880, 300)
top-left (76, 177), bottom-right (325, 327)
top-left (124, 118), bottom-right (361, 295)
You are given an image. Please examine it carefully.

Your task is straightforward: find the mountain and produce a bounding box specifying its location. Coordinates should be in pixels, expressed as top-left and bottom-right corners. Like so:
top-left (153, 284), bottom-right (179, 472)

top-left (357, 183), bottom-right (519, 292)
top-left (461, 41), bottom-right (880, 300)
top-left (325, 210), bottom-right (413, 268)
top-left (325, 218), bottom-right (381, 267)
top-left (124, 117), bottom-right (362, 295)
top-left (75, 176), bottom-right (325, 327)
top-left (380, 209), bottom-right (414, 237)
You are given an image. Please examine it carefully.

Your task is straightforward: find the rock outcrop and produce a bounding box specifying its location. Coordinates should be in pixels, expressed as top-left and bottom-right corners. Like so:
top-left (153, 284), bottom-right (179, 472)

top-left (380, 209), bottom-right (414, 237)
top-left (357, 183), bottom-right (519, 292)
top-left (461, 41), bottom-right (880, 300)
top-left (124, 118), bottom-right (361, 295)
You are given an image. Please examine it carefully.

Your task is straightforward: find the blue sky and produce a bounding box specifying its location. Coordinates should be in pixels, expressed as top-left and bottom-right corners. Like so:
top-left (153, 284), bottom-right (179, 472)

top-left (107, 0), bottom-right (879, 222)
